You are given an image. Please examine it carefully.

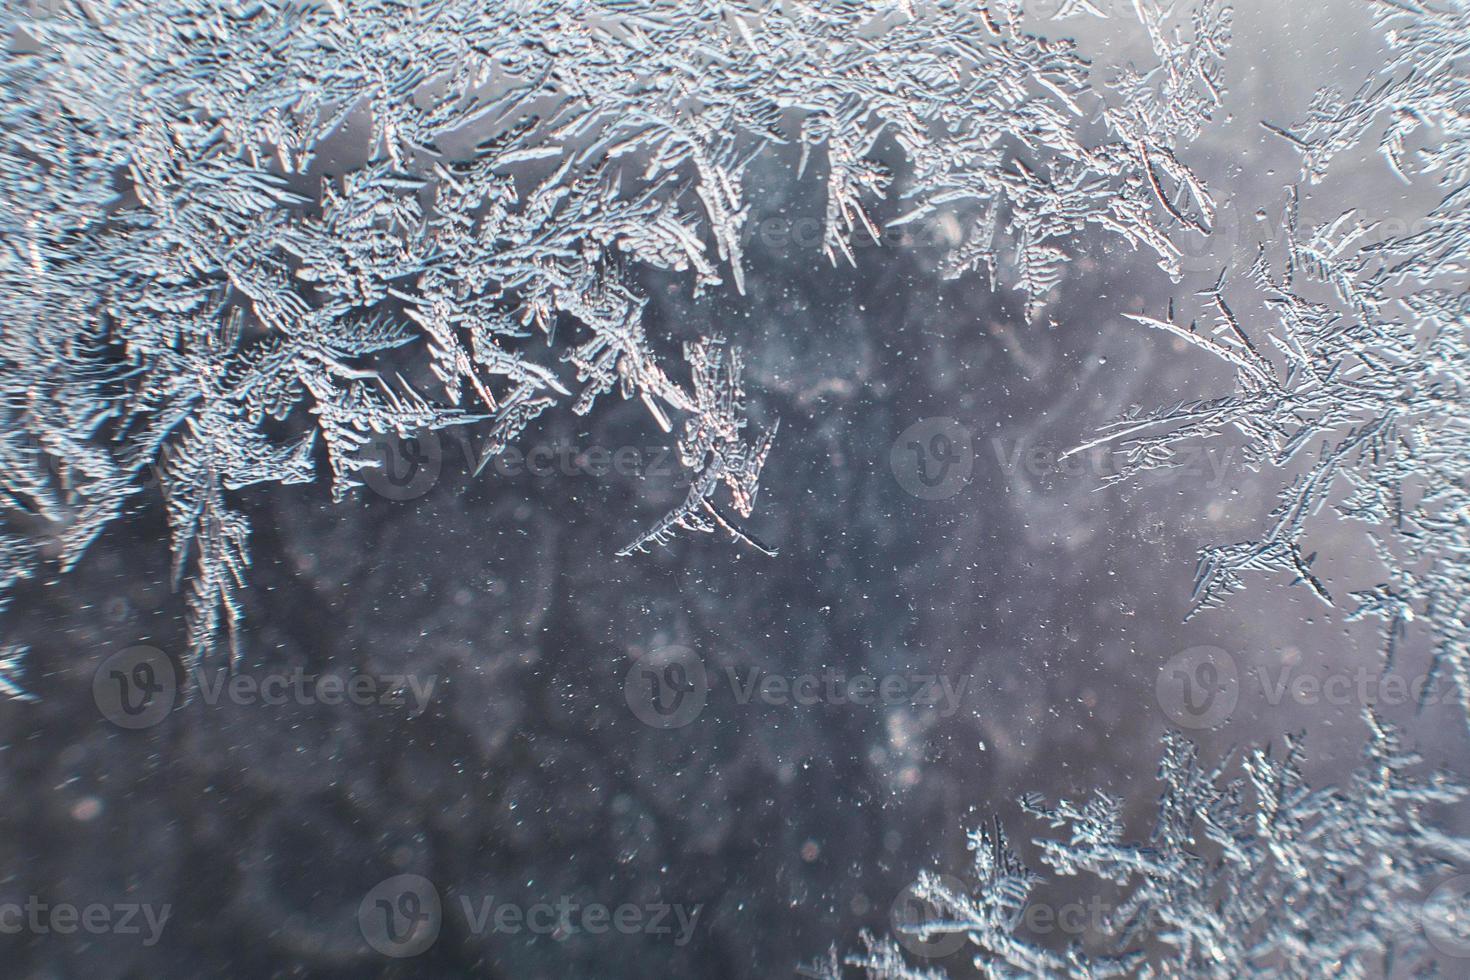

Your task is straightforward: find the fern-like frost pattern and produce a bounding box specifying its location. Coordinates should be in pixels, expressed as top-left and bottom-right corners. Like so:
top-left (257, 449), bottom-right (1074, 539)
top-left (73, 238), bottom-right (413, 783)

top-left (806, 715), bottom-right (1470, 978)
top-left (0, 0), bottom-right (1223, 669)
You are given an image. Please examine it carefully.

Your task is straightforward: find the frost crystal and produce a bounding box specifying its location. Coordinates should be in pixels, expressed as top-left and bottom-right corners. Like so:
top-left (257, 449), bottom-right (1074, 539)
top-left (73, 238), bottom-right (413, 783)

top-left (0, 644), bottom-right (35, 702)
top-left (617, 338), bottom-right (778, 557)
top-left (0, 0), bottom-right (1225, 670)
top-left (1075, 0), bottom-right (1470, 731)
top-left (807, 715), bottom-right (1470, 978)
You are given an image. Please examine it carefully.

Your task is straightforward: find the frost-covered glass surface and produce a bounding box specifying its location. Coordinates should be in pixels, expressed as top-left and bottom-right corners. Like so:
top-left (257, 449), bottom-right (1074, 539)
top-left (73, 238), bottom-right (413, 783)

top-left (0, 0), bottom-right (1466, 977)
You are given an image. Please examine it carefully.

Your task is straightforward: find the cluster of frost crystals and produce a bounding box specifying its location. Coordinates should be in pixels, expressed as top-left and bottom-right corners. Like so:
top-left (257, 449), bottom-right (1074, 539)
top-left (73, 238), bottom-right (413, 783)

top-left (804, 714), bottom-right (1470, 979)
top-left (617, 337), bottom-right (778, 556)
top-left (1265, 0), bottom-right (1469, 191)
top-left (886, 0), bottom-right (1231, 309)
top-left (1073, 0), bottom-right (1470, 731)
top-left (0, 0), bottom-right (1226, 679)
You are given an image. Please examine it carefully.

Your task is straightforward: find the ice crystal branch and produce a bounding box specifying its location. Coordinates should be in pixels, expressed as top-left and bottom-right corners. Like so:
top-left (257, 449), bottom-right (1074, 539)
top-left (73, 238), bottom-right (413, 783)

top-left (807, 716), bottom-right (1470, 978)
top-left (1075, 0), bottom-right (1469, 731)
top-left (0, 644), bottom-right (35, 702)
top-left (617, 338), bottom-right (778, 557)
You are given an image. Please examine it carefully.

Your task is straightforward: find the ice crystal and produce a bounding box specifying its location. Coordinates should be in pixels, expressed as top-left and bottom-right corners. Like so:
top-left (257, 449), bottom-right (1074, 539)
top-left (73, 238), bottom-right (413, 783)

top-left (0, 644), bottom-right (35, 702)
top-left (1074, 0), bottom-right (1470, 730)
top-left (617, 338), bottom-right (778, 557)
top-left (0, 0), bottom-right (1225, 671)
top-left (806, 715), bottom-right (1470, 978)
